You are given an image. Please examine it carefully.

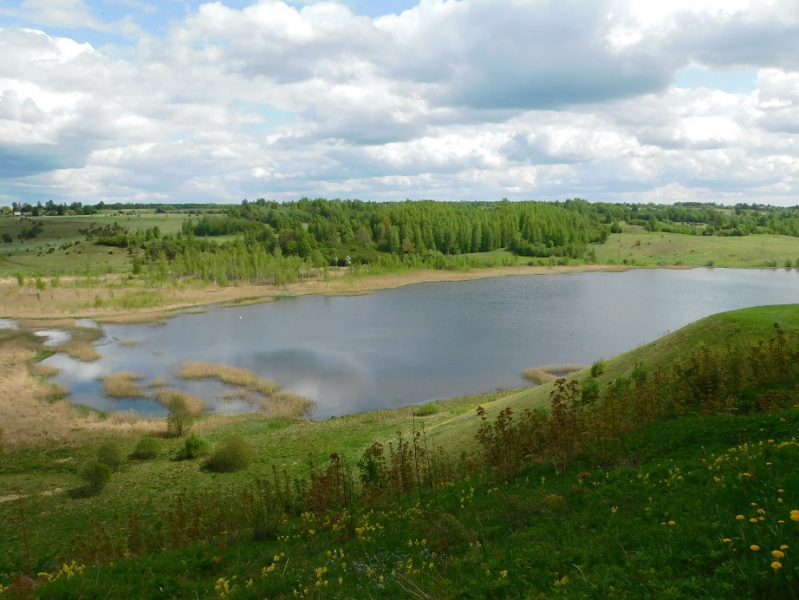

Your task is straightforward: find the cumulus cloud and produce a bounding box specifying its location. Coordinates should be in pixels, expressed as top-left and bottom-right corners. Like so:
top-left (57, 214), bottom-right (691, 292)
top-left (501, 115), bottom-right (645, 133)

top-left (1, 0), bottom-right (799, 205)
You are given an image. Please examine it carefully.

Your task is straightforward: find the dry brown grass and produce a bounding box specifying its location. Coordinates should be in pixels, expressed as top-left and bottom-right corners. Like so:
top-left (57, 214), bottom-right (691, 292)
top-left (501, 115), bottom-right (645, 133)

top-left (155, 388), bottom-right (207, 416)
top-left (117, 338), bottom-right (140, 347)
top-left (523, 364), bottom-right (587, 384)
top-left (179, 362), bottom-right (279, 397)
top-left (146, 377), bottom-right (170, 388)
top-left (108, 410), bottom-right (142, 425)
top-left (101, 372), bottom-right (146, 398)
top-left (259, 391), bottom-right (315, 419)
top-left (29, 362), bottom-right (60, 378)
top-left (53, 340), bottom-right (101, 362)
top-left (0, 333), bottom-right (162, 447)
top-left (220, 390), bottom-right (258, 402)
top-left (522, 368), bottom-right (558, 384)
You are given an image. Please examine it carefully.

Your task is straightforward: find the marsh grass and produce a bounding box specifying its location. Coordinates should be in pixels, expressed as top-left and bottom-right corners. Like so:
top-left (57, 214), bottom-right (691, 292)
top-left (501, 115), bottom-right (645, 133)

top-left (178, 362), bottom-right (279, 396)
top-left (101, 372), bottom-right (145, 399)
top-left (29, 362), bottom-right (59, 378)
top-left (523, 363), bottom-right (586, 384)
top-left (42, 324), bottom-right (105, 362)
top-left (259, 391), bottom-right (315, 418)
top-left (146, 377), bottom-right (169, 388)
top-left (178, 361), bottom-right (314, 417)
top-left (108, 411), bottom-right (141, 425)
top-left (117, 338), bottom-right (139, 347)
top-left (53, 340), bottom-right (100, 362)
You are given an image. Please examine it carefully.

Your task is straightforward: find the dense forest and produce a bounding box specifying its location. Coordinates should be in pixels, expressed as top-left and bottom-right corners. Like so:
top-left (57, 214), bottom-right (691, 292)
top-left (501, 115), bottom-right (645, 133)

top-left (89, 199), bottom-right (611, 285)
top-left (8, 197), bottom-right (799, 286)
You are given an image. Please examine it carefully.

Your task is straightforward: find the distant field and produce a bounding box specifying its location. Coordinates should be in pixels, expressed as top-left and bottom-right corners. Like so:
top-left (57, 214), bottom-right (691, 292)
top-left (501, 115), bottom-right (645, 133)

top-left (0, 212), bottom-right (187, 275)
top-left (596, 228), bottom-right (799, 267)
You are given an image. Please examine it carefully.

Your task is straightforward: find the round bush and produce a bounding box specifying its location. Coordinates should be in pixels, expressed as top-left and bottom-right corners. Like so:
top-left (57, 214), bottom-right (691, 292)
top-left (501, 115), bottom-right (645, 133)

top-left (79, 460), bottom-right (111, 494)
top-left (97, 441), bottom-right (124, 469)
top-left (177, 433), bottom-right (212, 460)
top-left (131, 437), bottom-right (159, 460)
top-left (206, 435), bottom-right (254, 473)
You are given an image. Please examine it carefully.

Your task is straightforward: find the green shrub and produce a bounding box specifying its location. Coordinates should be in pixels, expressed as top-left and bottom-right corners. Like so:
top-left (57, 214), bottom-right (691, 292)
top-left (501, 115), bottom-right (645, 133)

top-left (414, 401), bottom-right (441, 417)
top-left (131, 437), bottom-right (159, 460)
top-left (97, 441), bottom-right (124, 470)
top-left (581, 377), bottom-right (601, 405)
top-left (632, 361), bottom-right (649, 386)
top-left (79, 460), bottom-right (111, 495)
top-left (176, 433), bottom-right (212, 460)
top-left (206, 435), bottom-right (254, 473)
top-left (590, 358), bottom-right (606, 378)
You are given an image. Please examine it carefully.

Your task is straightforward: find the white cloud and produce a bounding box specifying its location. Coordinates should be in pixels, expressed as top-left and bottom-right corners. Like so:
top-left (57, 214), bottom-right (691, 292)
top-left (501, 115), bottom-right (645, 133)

top-left (1, 0), bottom-right (799, 205)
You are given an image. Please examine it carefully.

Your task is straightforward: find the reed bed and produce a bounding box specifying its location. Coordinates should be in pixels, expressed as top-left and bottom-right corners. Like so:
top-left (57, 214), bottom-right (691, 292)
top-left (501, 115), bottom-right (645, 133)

top-left (259, 391), bottom-right (315, 419)
top-left (146, 378), bottom-right (170, 388)
top-left (29, 362), bottom-right (60, 378)
top-left (523, 363), bottom-right (587, 384)
top-left (101, 372), bottom-right (145, 399)
top-left (155, 388), bottom-right (207, 416)
top-left (117, 338), bottom-right (140, 347)
top-left (220, 390), bottom-right (258, 403)
top-left (178, 362), bottom-right (279, 397)
top-left (53, 340), bottom-right (100, 362)
top-left (108, 410), bottom-right (142, 425)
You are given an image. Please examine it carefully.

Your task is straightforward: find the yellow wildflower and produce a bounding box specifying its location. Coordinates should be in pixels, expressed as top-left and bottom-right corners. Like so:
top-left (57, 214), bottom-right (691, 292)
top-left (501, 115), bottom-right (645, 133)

top-left (751, 545), bottom-right (760, 551)
top-left (772, 550), bottom-right (785, 559)
top-left (772, 561), bottom-right (783, 570)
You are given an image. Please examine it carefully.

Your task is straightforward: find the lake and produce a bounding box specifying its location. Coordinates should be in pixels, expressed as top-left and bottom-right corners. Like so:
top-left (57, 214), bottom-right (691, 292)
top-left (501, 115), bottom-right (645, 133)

top-left (45, 268), bottom-right (799, 419)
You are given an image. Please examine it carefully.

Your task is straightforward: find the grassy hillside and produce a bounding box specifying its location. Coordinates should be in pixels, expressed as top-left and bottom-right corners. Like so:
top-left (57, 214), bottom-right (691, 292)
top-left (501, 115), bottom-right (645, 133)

top-left (0, 213), bottom-right (186, 276)
top-left (3, 304), bottom-right (799, 597)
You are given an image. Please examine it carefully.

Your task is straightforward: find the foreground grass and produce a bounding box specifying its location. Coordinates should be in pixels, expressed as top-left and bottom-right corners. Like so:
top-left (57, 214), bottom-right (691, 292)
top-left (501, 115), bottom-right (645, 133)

top-left (8, 401), bottom-right (799, 598)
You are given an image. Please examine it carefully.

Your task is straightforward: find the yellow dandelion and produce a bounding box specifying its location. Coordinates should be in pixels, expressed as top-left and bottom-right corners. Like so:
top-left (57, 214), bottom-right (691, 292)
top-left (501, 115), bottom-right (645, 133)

top-left (668, 520), bottom-right (676, 526)
top-left (791, 513), bottom-right (799, 522)
top-left (773, 550), bottom-right (785, 559)
top-left (751, 545), bottom-right (760, 551)
top-left (780, 544), bottom-right (789, 550)
top-left (772, 561), bottom-right (783, 570)
top-left (723, 538), bottom-right (732, 543)
top-left (750, 518), bottom-right (759, 523)
top-left (736, 515), bottom-right (745, 520)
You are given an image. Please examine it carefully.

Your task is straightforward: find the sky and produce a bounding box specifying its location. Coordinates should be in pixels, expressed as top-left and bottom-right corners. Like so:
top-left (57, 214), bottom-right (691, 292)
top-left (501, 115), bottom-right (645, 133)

top-left (0, 0), bottom-right (798, 207)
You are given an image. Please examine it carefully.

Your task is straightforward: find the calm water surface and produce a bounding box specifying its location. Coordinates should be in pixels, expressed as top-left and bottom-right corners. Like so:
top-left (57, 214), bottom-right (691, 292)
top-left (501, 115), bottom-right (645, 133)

top-left (45, 269), bottom-right (799, 418)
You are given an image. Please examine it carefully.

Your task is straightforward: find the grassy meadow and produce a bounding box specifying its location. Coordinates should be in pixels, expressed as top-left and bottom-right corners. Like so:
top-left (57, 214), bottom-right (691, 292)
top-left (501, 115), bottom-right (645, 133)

top-left (595, 228), bottom-right (799, 268)
top-left (0, 212), bottom-right (186, 276)
top-left (3, 305), bottom-right (799, 597)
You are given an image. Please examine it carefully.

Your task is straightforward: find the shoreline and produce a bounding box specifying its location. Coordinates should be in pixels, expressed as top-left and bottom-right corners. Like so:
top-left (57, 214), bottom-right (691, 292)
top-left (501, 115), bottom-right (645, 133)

top-left (3, 262), bottom-right (641, 325)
